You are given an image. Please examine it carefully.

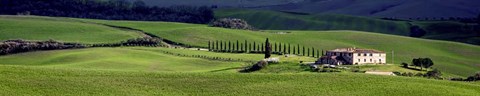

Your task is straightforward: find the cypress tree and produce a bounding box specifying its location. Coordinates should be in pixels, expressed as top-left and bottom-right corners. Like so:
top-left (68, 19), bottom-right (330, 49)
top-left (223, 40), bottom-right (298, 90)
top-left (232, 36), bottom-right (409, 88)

top-left (265, 38), bottom-right (272, 58)
top-left (224, 41), bottom-right (227, 51)
top-left (273, 42), bottom-right (276, 52)
top-left (317, 50), bottom-right (320, 58)
top-left (303, 46), bottom-right (305, 56)
top-left (283, 43), bottom-right (287, 54)
top-left (312, 47), bottom-right (315, 57)
top-left (228, 41), bottom-right (231, 52)
top-left (253, 42), bottom-right (256, 51)
top-left (257, 44), bottom-right (260, 52)
top-left (216, 40), bottom-right (219, 51)
top-left (220, 41), bottom-right (223, 51)
top-left (244, 40), bottom-right (248, 52)
top-left (250, 43), bottom-right (252, 53)
top-left (297, 44), bottom-right (300, 55)
top-left (236, 40), bottom-right (239, 52)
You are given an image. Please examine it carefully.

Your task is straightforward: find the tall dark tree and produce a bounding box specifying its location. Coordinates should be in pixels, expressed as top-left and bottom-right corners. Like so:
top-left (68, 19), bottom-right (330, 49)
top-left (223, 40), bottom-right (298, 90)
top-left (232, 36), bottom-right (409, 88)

top-left (297, 44), bottom-right (300, 55)
top-left (216, 40), bottom-right (219, 51)
top-left (257, 43), bottom-right (260, 52)
top-left (312, 47), bottom-right (315, 57)
top-left (208, 41), bottom-right (211, 51)
top-left (244, 40), bottom-right (248, 52)
top-left (265, 38), bottom-right (272, 58)
top-left (224, 41), bottom-right (227, 51)
top-left (228, 41), bottom-right (231, 52)
top-left (220, 41), bottom-right (223, 51)
top-left (274, 42), bottom-right (278, 52)
top-left (253, 41), bottom-right (256, 51)
top-left (283, 43), bottom-right (287, 54)
top-left (302, 46), bottom-right (305, 56)
top-left (236, 40), bottom-right (239, 51)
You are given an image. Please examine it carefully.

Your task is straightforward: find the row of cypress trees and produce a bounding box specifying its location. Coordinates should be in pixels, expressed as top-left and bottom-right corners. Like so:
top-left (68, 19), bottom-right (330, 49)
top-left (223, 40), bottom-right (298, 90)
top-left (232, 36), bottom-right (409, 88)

top-left (207, 40), bottom-right (323, 58)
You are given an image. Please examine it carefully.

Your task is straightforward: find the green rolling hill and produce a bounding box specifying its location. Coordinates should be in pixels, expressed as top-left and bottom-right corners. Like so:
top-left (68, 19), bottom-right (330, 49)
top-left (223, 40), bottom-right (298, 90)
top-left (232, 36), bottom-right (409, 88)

top-left (83, 17), bottom-right (480, 77)
top-left (0, 47), bottom-right (254, 72)
top-left (0, 15), bottom-right (143, 44)
top-left (0, 15), bottom-right (479, 95)
top-left (214, 9), bottom-right (480, 45)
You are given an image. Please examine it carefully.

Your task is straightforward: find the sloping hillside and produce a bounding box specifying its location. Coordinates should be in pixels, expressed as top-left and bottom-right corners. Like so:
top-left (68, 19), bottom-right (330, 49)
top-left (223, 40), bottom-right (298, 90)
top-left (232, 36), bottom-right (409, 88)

top-left (215, 9), bottom-right (410, 35)
top-left (215, 9), bottom-right (480, 45)
top-left (0, 16), bottom-right (143, 44)
top-left (136, 0), bottom-right (480, 18)
top-left (83, 18), bottom-right (480, 77)
top-left (254, 0), bottom-right (480, 18)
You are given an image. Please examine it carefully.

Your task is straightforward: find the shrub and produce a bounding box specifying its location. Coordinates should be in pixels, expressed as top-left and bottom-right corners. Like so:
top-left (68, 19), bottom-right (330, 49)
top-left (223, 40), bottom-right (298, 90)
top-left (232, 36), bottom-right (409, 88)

top-left (240, 60), bottom-right (268, 73)
top-left (425, 69), bottom-right (442, 79)
top-left (209, 18), bottom-right (255, 30)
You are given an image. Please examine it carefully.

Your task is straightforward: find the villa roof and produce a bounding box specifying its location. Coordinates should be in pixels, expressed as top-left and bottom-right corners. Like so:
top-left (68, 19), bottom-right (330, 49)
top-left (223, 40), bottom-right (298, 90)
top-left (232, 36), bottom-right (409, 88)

top-left (327, 48), bottom-right (385, 53)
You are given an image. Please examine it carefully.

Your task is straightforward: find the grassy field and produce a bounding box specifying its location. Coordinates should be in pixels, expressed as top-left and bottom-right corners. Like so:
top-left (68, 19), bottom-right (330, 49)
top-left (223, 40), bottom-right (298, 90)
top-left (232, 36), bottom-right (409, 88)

top-left (215, 9), bottom-right (411, 35)
top-left (0, 15), bottom-right (143, 44)
top-left (0, 15), bottom-right (479, 95)
top-left (0, 47), bottom-right (251, 72)
top-left (215, 9), bottom-right (480, 45)
top-left (81, 17), bottom-right (479, 77)
top-left (0, 65), bottom-right (479, 96)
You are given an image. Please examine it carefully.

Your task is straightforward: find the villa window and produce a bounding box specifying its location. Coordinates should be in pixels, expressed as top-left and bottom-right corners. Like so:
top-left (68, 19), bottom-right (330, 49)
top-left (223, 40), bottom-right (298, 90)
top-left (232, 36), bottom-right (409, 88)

top-left (370, 53), bottom-right (373, 56)
top-left (358, 59), bottom-right (360, 62)
top-left (357, 53), bottom-right (361, 56)
top-left (379, 59), bottom-right (382, 62)
top-left (364, 59), bottom-right (366, 62)
top-left (370, 59), bottom-right (372, 62)
top-left (364, 53), bottom-right (367, 56)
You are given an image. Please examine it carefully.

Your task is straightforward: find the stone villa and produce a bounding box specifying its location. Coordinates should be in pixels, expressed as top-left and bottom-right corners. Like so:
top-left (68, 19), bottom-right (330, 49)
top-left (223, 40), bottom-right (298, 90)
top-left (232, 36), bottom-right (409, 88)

top-left (316, 48), bottom-right (386, 65)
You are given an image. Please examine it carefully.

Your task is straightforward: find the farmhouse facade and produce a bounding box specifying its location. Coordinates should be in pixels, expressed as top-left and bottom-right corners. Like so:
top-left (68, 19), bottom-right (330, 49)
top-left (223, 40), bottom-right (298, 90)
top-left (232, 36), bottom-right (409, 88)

top-left (316, 48), bottom-right (386, 65)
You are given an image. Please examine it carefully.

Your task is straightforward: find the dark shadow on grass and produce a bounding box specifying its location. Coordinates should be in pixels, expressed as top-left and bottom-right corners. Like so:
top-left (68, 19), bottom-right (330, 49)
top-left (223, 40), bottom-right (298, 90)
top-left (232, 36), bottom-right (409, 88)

top-left (400, 66), bottom-right (423, 71)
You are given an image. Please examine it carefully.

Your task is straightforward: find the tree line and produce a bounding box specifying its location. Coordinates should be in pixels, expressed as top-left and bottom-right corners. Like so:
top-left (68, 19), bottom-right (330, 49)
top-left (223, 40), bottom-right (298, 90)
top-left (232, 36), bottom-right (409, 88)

top-left (207, 39), bottom-right (323, 58)
top-left (0, 0), bottom-right (214, 24)
top-left (0, 39), bottom-right (85, 55)
top-left (91, 37), bottom-right (163, 47)
top-left (1, 37), bottom-right (163, 55)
